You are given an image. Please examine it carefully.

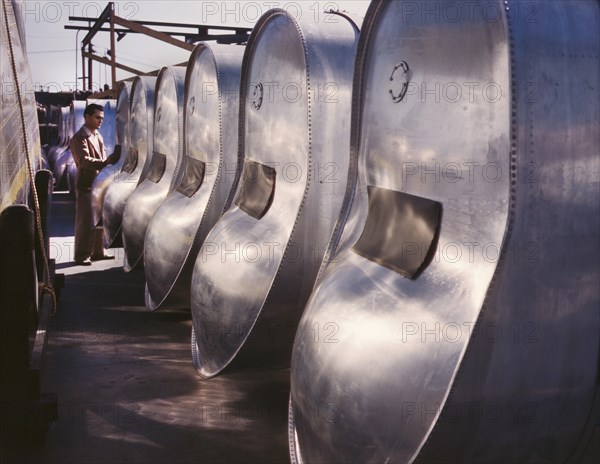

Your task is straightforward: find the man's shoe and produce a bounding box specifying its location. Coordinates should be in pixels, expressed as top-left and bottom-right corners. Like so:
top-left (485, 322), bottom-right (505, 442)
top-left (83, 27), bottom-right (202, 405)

top-left (91, 254), bottom-right (113, 261)
top-left (75, 258), bottom-right (92, 266)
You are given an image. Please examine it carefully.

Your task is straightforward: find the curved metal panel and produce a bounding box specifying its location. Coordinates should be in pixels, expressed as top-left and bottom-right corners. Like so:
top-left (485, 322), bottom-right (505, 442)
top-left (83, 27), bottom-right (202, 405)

top-left (289, 1), bottom-right (600, 463)
top-left (90, 91), bottom-right (129, 228)
top-left (144, 43), bottom-right (244, 310)
top-left (71, 100), bottom-right (86, 135)
top-left (102, 76), bottom-right (157, 248)
top-left (47, 107), bottom-right (70, 170)
top-left (0, 0), bottom-right (42, 209)
top-left (53, 100), bottom-right (85, 190)
top-left (190, 8), bottom-right (360, 377)
top-left (9, 0), bottom-right (27, 53)
top-left (90, 98), bottom-right (119, 227)
top-left (90, 98), bottom-right (117, 155)
top-left (121, 67), bottom-right (186, 272)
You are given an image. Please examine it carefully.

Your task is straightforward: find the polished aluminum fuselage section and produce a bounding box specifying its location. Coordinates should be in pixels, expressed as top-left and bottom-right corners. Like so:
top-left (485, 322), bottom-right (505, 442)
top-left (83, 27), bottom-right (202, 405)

top-left (91, 90), bottom-right (129, 228)
top-left (102, 76), bottom-right (157, 249)
top-left (121, 67), bottom-right (186, 271)
top-left (144, 43), bottom-right (244, 311)
top-left (190, 9), bottom-right (360, 377)
top-left (289, 1), bottom-right (600, 463)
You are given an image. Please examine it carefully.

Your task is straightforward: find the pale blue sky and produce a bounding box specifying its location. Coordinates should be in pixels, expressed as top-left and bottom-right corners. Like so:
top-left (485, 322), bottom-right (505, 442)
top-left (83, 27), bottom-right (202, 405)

top-left (20, 0), bottom-right (371, 92)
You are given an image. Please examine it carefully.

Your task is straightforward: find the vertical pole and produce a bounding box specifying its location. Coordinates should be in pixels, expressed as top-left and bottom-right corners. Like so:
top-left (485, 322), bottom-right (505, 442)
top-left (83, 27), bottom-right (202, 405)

top-left (75, 30), bottom-right (80, 92)
top-left (109, 3), bottom-right (117, 91)
top-left (81, 46), bottom-right (86, 91)
top-left (87, 43), bottom-right (93, 90)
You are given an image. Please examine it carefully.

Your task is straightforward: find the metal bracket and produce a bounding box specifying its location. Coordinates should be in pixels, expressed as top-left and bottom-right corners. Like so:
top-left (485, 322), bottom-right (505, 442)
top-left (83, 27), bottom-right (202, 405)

top-left (251, 82), bottom-right (264, 110)
top-left (189, 96), bottom-right (196, 116)
top-left (389, 61), bottom-right (410, 103)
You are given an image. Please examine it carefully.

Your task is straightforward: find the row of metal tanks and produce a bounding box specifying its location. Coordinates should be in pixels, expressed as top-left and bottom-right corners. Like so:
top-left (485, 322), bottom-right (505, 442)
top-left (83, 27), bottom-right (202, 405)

top-left (59, 1), bottom-right (600, 462)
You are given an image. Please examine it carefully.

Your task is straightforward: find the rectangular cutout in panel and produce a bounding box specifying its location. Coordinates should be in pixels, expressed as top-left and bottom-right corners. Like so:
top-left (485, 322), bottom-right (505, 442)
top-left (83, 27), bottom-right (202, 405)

top-left (111, 144), bottom-right (122, 163)
top-left (235, 160), bottom-right (276, 220)
top-left (146, 152), bottom-right (166, 183)
top-left (121, 147), bottom-right (138, 174)
top-left (352, 186), bottom-right (442, 279)
top-left (176, 156), bottom-right (206, 198)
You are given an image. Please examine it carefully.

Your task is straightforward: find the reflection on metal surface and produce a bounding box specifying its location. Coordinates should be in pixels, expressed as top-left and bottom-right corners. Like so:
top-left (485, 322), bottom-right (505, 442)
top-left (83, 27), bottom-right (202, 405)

top-left (144, 43), bottom-right (244, 311)
top-left (121, 67), bottom-right (186, 272)
top-left (289, 1), bottom-right (600, 463)
top-left (53, 100), bottom-right (85, 191)
top-left (47, 107), bottom-right (70, 172)
top-left (102, 76), bottom-right (157, 248)
top-left (190, 8), bottom-right (360, 378)
top-left (90, 95), bottom-right (123, 227)
top-left (92, 98), bottom-right (117, 156)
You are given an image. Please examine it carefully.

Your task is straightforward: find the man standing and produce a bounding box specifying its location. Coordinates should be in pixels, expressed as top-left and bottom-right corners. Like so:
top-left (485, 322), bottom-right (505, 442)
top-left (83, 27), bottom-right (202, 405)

top-left (70, 103), bottom-right (118, 265)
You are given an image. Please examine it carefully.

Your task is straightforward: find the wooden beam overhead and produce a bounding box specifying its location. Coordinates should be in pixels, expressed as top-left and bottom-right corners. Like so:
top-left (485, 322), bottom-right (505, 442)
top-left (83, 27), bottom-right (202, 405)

top-left (82, 51), bottom-right (144, 76)
top-left (68, 16), bottom-right (251, 33)
top-left (81, 3), bottom-right (112, 46)
top-left (112, 15), bottom-right (195, 51)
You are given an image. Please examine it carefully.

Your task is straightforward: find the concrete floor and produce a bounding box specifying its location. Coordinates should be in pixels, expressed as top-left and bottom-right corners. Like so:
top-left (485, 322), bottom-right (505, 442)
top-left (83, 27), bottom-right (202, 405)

top-left (9, 193), bottom-right (291, 464)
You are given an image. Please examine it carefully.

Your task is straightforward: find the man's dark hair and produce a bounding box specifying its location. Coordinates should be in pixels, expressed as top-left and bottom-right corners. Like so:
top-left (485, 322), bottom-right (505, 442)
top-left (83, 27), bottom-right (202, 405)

top-left (84, 103), bottom-right (104, 116)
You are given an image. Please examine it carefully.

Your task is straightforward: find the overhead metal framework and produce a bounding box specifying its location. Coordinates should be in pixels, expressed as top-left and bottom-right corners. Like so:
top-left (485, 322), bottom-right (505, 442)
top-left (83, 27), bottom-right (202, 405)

top-left (65, 2), bottom-right (251, 92)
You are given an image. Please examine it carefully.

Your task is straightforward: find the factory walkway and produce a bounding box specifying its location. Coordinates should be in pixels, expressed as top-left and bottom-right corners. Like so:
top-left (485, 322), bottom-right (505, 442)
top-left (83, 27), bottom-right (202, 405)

top-left (9, 192), bottom-right (291, 464)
